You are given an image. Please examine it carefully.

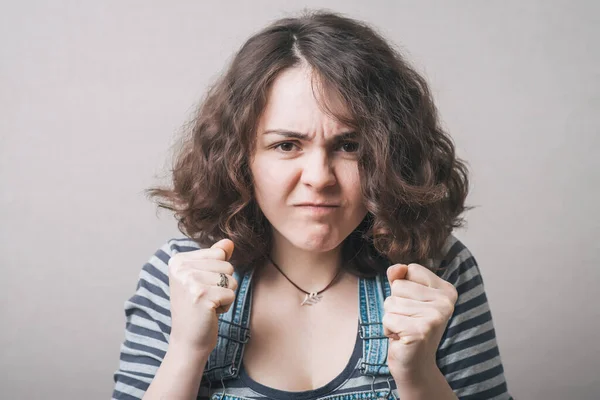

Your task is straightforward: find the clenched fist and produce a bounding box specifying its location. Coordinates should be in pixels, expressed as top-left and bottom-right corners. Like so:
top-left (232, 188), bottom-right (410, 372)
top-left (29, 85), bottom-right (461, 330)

top-left (167, 239), bottom-right (238, 355)
top-left (382, 263), bottom-right (458, 381)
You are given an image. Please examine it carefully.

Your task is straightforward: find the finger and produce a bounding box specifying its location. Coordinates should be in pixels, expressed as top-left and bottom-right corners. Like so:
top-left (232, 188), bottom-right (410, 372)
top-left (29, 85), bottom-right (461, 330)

top-left (182, 270), bottom-right (238, 292)
top-left (215, 304), bottom-right (230, 314)
top-left (206, 285), bottom-right (236, 313)
top-left (404, 263), bottom-right (445, 289)
top-left (173, 248), bottom-right (229, 261)
top-left (382, 313), bottom-right (419, 342)
top-left (387, 264), bottom-right (408, 286)
top-left (211, 239), bottom-right (235, 261)
top-left (212, 271), bottom-right (238, 291)
top-left (390, 278), bottom-right (441, 302)
top-left (383, 295), bottom-right (431, 318)
top-left (175, 259), bottom-right (235, 276)
top-left (182, 281), bottom-right (236, 312)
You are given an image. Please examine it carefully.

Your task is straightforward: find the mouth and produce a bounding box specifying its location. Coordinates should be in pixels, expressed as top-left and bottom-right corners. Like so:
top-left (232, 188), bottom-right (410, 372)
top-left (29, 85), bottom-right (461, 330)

top-left (294, 204), bottom-right (340, 215)
top-left (294, 203), bottom-right (340, 207)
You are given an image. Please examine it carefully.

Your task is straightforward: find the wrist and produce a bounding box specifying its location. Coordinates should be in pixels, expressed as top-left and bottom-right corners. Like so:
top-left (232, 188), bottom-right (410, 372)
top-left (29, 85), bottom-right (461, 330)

top-left (392, 364), bottom-right (458, 400)
top-left (391, 363), bottom-right (439, 386)
top-left (167, 341), bottom-right (212, 364)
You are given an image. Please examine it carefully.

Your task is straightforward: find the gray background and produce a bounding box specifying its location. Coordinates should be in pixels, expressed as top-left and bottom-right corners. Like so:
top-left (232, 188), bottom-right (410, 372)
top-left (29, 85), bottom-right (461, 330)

top-left (1, 1), bottom-right (598, 399)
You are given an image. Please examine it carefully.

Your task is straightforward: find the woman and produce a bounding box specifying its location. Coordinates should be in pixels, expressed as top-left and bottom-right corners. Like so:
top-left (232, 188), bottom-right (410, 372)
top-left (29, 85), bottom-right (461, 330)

top-left (112, 10), bottom-right (512, 400)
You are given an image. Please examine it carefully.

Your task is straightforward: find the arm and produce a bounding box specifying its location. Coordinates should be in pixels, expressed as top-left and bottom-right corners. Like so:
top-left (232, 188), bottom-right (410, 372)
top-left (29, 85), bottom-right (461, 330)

top-left (142, 343), bottom-right (209, 400)
top-left (112, 239), bottom-right (208, 400)
top-left (394, 366), bottom-right (458, 400)
top-left (385, 237), bottom-right (512, 399)
top-left (434, 238), bottom-right (512, 399)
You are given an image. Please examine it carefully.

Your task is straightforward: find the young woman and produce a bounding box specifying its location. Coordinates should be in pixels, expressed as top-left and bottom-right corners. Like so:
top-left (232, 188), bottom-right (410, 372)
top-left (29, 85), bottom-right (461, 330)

top-left (112, 10), bottom-right (512, 400)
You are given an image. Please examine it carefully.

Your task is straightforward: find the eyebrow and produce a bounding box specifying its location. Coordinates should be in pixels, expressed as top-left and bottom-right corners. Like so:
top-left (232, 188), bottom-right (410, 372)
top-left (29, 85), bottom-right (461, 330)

top-left (262, 129), bottom-right (357, 141)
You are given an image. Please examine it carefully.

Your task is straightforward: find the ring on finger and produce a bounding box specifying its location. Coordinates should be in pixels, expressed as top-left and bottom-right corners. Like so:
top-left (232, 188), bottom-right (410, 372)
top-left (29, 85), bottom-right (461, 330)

top-left (217, 272), bottom-right (229, 288)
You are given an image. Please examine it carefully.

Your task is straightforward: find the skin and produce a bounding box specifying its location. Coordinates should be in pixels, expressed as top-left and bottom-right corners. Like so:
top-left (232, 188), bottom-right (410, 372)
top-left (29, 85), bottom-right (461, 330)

top-left (247, 64), bottom-right (459, 398)
top-left (142, 65), bottom-right (459, 399)
top-left (385, 263), bottom-right (459, 399)
top-left (250, 65), bottom-right (368, 289)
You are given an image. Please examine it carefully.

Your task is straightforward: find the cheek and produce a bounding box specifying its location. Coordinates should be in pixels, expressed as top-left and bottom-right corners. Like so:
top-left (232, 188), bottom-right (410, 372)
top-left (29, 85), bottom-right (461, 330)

top-left (339, 164), bottom-right (363, 198)
top-left (341, 166), bottom-right (367, 219)
top-left (251, 159), bottom-right (295, 203)
top-left (251, 164), bottom-right (270, 205)
top-left (252, 163), bottom-right (271, 190)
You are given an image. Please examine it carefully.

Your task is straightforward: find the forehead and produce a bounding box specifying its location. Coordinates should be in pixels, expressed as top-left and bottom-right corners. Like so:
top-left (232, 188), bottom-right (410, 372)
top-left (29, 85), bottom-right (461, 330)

top-left (257, 67), bottom-right (352, 133)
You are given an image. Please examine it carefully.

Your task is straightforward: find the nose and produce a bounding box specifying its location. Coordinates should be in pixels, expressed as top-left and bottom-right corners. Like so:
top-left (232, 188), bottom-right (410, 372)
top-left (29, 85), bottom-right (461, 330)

top-left (300, 150), bottom-right (337, 189)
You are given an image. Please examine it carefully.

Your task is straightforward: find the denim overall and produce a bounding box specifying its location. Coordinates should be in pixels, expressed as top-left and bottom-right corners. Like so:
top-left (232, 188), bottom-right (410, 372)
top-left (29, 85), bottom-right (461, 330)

top-left (200, 268), bottom-right (398, 400)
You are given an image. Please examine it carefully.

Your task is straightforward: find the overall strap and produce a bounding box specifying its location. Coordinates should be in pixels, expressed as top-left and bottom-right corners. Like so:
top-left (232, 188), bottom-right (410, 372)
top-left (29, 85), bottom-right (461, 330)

top-left (202, 268), bottom-right (254, 383)
top-left (358, 274), bottom-right (392, 376)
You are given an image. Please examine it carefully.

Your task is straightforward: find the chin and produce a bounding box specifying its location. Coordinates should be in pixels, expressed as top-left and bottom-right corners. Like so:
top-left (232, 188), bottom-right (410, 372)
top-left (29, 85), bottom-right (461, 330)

top-left (292, 233), bottom-right (342, 253)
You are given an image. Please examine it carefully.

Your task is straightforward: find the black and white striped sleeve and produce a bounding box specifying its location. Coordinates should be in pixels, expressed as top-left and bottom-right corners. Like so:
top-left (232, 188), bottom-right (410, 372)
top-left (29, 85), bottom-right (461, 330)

top-left (112, 239), bottom-right (199, 400)
top-left (435, 237), bottom-right (513, 400)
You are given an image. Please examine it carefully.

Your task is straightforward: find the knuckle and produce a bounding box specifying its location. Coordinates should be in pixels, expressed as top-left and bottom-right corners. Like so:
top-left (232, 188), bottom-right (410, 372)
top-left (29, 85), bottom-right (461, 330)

top-left (443, 280), bottom-right (458, 297)
top-left (196, 247), bottom-right (216, 257)
top-left (224, 262), bottom-right (235, 275)
top-left (225, 288), bottom-right (236, 302)
top-left (381, 312), bottom-right (391, 326)
top-left (417, 322), bottom-right (432, 337)
top-left (190, 284), bottom-right (208, 300)
top-left (208, 247), bottom-right (227, 260)
top-left (230, 276), bottom-right (239, 290)
top-left (449, 286), bottom-right (459, 303)
top-left (407, 263), bottom-right (421, 272)
top-left (443, 298), bottom-right (456, 315)
top-left (430, 308), bottom-right (447, 325)
top-left (383, 296), bottom-right (393, 312)
top-left (180, 259), bottom-right (200, 270)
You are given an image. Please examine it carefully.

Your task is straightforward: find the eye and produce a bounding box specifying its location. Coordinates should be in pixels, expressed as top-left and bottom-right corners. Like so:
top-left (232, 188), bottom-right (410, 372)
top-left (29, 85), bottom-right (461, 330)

top-left (338, 141), bottom-right (359, 153)
top-left (273, 141), bottom-right (299, 152)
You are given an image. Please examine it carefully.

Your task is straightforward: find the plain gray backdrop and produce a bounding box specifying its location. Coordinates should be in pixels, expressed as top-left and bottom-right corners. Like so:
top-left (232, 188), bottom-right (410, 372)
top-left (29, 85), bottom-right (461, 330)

top-left (1, 1), bottom-right (599, 399)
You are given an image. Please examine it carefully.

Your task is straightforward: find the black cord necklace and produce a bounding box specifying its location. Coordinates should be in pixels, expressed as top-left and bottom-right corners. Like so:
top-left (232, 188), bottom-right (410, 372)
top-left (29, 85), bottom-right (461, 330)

top-left (267, 256), bottom-right (344, 306)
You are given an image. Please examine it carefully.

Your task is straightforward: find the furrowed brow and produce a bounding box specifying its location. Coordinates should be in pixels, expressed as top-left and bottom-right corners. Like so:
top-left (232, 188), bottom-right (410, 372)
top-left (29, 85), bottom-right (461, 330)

top-left (262, 130), bottom-right (308, 140)
top-left (332, 132), bottom-right (358, 142)
top-left (262, 129), bottom-right (356, 142)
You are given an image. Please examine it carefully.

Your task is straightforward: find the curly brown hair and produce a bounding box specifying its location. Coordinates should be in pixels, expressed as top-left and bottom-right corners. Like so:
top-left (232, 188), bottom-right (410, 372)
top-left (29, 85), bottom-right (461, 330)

top-left (146, 9), bottom-right (471, 277)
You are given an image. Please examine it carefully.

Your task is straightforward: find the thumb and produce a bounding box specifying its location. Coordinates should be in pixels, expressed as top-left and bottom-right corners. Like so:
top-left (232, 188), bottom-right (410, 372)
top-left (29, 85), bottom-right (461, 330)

top-left (387, 264), bottom-right (408, 285)
top-left (210, 238), bottom-right (235, 261)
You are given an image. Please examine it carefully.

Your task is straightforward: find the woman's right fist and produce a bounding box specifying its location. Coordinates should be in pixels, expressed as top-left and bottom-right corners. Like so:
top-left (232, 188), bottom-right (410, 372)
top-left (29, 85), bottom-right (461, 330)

top-left (167, 238), bottom-right (238, 354)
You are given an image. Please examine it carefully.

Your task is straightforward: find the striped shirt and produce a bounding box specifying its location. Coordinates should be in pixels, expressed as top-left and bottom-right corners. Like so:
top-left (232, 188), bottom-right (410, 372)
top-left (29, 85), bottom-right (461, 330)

top-left (112, 236), bottom-right (512, 399)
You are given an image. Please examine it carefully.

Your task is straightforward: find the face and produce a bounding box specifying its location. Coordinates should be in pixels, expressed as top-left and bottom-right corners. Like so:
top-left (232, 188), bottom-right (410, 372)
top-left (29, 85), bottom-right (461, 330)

top-left (250, 66), bottom-right (368, 254)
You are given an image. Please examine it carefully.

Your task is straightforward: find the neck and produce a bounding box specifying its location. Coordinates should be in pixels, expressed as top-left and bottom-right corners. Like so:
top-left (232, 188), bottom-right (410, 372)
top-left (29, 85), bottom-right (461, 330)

top-left (265, 233), bottom-right (344, 293)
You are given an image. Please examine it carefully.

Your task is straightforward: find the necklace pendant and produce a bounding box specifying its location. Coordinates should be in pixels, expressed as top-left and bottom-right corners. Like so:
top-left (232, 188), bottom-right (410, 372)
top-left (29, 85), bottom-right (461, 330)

top-left (301, 292), bottom-right (323, 306)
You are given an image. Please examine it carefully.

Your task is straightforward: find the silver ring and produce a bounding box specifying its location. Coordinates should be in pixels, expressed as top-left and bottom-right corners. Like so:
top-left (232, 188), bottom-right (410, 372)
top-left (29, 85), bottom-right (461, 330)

top-left (217, 273), bottom-right (229, 288)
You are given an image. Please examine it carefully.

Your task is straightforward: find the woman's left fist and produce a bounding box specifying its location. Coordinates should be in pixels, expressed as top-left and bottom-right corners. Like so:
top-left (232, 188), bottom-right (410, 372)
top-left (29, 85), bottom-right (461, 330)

top-left (382, 263), bottom-right (458, 381)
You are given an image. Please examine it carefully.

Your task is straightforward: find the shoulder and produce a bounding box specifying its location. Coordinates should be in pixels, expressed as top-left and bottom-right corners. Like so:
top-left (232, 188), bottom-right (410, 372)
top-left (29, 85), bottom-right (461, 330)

top-left (164, 237), bottom-right (202, 255)
top-left (432, 236), bottom-right (512, 398)
top-left (152, 237), bottom-right (202, 264)
top-left (430, 234), bottom-right (483, 286)
top-left (439, 234), bottom-right (475, 267)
